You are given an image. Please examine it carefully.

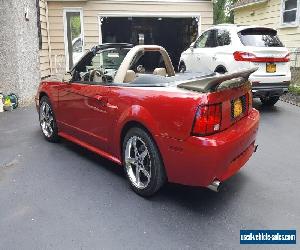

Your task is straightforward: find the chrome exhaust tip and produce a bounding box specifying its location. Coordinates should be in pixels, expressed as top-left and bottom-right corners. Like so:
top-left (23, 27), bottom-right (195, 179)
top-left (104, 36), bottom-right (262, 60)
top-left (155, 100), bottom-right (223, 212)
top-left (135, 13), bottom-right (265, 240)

top-left (207, 180), bottom-right (221, 192)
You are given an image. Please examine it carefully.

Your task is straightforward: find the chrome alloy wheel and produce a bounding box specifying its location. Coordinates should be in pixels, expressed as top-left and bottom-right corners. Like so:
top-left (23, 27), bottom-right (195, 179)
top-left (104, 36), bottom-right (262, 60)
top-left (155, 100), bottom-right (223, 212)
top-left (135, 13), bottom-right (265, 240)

top-left (39, 102), bottom-right (54, 138)
top-left (125, 136), bottom-right (152, 189)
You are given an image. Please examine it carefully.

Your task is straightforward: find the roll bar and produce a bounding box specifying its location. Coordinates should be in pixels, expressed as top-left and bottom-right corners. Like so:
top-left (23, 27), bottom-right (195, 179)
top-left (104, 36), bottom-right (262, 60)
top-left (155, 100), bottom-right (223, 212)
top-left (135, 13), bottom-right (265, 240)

top-left (114, 45), bottom-right (176, 83)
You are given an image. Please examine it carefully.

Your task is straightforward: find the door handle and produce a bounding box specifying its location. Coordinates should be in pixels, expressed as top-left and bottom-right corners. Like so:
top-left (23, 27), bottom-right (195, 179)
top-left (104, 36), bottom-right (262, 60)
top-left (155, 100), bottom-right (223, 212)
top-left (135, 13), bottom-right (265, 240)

top-left (94, 94), bottom-right (108, 105)
top-left (197, 56), bottom-right (201, 61)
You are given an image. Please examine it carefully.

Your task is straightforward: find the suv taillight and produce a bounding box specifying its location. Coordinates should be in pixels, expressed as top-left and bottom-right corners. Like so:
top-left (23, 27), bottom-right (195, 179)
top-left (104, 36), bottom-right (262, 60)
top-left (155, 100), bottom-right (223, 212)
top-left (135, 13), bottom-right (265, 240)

top-left (233, 51), bottom-right (290, 62)
top-left (284, 53), bottom-right (291, 62)
top-left (234, 51), bottom-right (256, 61)
top-left (192, 104), bottom-right (222, 136)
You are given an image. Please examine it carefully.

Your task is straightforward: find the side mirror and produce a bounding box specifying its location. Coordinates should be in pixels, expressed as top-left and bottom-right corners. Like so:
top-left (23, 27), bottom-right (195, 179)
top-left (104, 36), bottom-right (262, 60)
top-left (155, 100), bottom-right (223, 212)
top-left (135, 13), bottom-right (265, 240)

top-left (63, 72), bottom-right (72, 83)
top-left (190, 45), bottom-right (194, 53)
top-left (190, 42), bottom-right (195, 52)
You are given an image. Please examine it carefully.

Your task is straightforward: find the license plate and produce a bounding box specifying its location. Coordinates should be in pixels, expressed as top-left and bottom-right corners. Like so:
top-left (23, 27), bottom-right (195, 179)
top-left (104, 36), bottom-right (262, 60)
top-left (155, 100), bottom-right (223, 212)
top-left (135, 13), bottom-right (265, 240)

top-left (266, 63), bottom-right (276, 73)
top-left (233, 98), bottom-right (243, 118)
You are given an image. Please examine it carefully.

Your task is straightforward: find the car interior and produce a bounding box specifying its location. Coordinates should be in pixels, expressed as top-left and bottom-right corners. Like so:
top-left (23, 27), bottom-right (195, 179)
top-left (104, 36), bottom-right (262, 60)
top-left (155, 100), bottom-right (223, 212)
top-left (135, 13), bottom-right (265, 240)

top-left (121, 51), bottom-right (169, 83)
top-left (72, 47), bottom-right (131, 84)
top-left (72, 45), bottom-right (176, 85)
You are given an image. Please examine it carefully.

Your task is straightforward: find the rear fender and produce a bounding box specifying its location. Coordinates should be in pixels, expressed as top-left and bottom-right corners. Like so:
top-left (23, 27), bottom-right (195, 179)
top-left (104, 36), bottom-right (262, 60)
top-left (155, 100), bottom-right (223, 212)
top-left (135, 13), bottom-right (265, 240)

top-left (112, 105), bottom-right (161, 161)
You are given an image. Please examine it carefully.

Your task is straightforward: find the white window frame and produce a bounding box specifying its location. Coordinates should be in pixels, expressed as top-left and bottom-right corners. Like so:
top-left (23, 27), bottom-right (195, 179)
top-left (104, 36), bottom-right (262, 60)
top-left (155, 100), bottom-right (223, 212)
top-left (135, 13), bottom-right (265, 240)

top-left (281, 0), bottom-right (300, 27)
top-left (63, 7), bottom-right (85, 71)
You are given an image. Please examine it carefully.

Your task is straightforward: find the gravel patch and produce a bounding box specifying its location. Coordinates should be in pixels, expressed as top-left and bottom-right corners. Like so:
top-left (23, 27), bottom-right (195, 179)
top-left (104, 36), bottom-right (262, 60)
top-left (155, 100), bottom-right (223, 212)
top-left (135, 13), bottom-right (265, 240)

top-left (280, 92), bottom-right (300, 107)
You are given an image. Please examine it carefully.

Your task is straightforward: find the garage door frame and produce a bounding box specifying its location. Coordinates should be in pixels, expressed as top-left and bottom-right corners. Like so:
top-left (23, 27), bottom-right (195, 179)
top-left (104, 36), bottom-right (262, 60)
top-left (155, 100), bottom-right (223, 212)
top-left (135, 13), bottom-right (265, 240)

top-left (97, 11), bottom-right (202, 44)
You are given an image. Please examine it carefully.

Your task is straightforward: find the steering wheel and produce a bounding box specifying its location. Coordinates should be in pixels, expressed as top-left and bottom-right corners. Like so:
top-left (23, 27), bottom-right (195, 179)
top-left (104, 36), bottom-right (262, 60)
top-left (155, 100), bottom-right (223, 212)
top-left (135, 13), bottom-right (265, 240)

top-left (136, 65), bottom-right (145, 73)
top-left (89, 69), bottom-right (104, 82)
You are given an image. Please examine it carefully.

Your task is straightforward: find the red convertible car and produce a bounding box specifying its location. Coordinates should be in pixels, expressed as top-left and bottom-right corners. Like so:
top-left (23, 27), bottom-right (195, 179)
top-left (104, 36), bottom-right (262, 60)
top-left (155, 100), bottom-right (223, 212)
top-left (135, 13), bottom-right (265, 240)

top-left (36, 43), bottom-right (259, 196)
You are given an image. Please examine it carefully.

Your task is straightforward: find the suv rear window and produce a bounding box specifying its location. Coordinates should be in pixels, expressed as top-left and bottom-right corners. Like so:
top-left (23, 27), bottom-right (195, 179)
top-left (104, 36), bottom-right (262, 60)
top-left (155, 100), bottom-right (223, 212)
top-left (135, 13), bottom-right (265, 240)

top-left (238, 28), bottom-right (283, 47)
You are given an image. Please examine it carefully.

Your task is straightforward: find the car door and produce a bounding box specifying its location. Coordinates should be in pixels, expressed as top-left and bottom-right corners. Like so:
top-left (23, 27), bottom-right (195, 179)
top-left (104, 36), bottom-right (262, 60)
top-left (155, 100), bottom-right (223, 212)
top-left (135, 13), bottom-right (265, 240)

top-left (57, 53), bottom-right (112, 151)
top-left (213, 29), bottom-right (233, 73)
top-left (193, 29), bottom-right (218, 73)
top-left (57, 83), bottom-right (111, 151)
top-left (185, 31), bottom-right (209, 72)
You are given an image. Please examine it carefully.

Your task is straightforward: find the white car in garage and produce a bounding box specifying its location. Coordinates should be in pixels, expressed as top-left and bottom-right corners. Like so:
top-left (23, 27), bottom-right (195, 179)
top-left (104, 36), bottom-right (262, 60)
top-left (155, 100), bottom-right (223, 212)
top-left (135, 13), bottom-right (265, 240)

top-left (179, 24), bottom-right (291, 106)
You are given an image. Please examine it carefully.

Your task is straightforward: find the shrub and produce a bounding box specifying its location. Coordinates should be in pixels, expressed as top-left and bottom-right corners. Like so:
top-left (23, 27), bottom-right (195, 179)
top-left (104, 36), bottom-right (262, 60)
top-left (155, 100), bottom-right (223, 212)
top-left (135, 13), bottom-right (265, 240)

top-left (289, 84), bottom-right (300, 95)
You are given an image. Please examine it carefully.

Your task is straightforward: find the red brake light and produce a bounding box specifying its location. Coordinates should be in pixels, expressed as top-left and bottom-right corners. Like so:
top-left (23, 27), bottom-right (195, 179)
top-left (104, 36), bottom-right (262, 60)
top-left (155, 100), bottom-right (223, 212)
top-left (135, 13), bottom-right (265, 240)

top-left (234, 51), bottom-right (256, 61)
top-left (248, 91), bottom-right (252, 110)
top-left (284, 53), bottom-right (290, 62)
top-left (192, 104), bottom-right (222, 136)
top-left (233, 51), bottom-right (290, 62)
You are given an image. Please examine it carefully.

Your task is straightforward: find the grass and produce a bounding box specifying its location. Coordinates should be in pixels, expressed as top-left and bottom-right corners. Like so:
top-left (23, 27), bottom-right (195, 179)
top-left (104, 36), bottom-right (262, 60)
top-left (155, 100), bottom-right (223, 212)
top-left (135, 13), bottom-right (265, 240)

top-left (289, 84), bottom-right (300, 95)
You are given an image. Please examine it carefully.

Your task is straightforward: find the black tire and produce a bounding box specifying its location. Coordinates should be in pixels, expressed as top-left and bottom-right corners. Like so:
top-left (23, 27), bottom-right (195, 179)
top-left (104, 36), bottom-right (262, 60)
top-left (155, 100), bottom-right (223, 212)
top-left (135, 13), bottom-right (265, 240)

top-left (39, 96), bottom-right (59, 142)
top-left (215, 67), bottom-right (226, 74)
top-left (178, 62), bottom-right (186, 73)
top-left (260, 96), bottom-right (279, 106)
top-left (122, 127), bottom-right (166, 197)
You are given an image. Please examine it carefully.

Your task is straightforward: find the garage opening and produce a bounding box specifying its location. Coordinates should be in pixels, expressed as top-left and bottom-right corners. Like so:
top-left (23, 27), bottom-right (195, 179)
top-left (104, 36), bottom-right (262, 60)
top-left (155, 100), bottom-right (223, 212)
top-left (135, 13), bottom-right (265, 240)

top-left (101, 17), bottom-right (198, 70)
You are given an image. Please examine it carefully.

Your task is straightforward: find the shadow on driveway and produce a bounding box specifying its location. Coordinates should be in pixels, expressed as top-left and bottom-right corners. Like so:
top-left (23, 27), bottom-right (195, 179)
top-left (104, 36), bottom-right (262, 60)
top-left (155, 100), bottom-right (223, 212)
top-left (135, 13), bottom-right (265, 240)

top-left (253, 99), bottom-right (282, 114)
top-left (54, 134), bottom-right (249, 217)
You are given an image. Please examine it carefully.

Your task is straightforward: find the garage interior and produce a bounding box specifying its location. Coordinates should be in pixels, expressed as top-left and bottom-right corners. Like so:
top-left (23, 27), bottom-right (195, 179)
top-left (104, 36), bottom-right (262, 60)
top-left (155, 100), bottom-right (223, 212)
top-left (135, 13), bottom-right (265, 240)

top-left (101, 17), bottom-right (198, 70)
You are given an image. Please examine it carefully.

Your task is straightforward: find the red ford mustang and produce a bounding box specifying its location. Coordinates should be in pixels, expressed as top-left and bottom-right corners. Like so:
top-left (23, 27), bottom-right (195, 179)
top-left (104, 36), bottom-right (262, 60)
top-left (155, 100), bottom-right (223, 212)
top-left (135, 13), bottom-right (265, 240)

top-left (36, 43), bottom-right (259, 196)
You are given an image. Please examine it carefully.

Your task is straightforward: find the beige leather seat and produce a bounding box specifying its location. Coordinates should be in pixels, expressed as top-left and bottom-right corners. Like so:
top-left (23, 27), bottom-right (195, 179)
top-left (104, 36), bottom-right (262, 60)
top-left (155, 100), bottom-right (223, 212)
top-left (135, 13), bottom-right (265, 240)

top-left (153, 68), bottom-right (167, 77)
top-left (123, 70), bottom-right (136, 83)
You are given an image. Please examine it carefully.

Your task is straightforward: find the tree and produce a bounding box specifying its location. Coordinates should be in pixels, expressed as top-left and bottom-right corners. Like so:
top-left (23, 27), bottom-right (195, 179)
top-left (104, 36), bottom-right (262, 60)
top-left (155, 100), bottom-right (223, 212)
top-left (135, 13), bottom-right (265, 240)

top-left (70, 15), bottom-right (81, 39)
top-left (213, 0), bottom-right (237, 25)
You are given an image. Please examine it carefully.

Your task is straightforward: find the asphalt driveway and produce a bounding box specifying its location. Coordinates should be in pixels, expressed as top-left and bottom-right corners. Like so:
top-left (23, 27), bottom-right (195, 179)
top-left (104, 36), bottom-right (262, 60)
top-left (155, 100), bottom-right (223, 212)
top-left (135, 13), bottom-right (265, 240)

top-left (0, 100), bottom-right (299, 249)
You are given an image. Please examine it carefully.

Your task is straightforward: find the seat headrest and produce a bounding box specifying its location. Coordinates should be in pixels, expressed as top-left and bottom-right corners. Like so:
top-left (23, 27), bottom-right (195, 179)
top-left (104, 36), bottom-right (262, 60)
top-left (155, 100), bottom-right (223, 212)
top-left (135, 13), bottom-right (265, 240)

top-left (153, 68), bottom-right (167, 77)
top-left (123, 70), bottom-right (136, 83)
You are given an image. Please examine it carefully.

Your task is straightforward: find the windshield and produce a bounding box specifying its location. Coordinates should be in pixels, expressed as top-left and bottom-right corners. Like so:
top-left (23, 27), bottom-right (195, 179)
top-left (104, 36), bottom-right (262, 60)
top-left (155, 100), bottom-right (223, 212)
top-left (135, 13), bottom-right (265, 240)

top-left (72, 46), bottom-right (131, 84)
top-left (238, 28), bottom-right (283, 47)
top-left (91, 48), bottom-right (130, 70)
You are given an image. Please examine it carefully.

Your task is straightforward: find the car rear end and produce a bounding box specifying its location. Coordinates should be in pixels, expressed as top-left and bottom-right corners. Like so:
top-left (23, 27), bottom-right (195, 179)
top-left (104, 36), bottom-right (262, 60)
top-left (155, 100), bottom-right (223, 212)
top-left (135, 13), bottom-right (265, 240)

top-left (160, 70), bottom-right (259, 189)
top-left (233, 27), bottom-right (290, 99)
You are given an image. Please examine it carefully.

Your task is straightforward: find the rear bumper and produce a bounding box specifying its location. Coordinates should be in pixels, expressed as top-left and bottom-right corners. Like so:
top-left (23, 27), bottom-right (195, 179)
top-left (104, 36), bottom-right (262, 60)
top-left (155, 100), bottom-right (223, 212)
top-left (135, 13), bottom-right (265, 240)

top-left (252, 82), bottom-right (290, 98)
top-left (249, 69), bottom-right (291, 84)
top-left (157, 109), bottom-right (259, 187)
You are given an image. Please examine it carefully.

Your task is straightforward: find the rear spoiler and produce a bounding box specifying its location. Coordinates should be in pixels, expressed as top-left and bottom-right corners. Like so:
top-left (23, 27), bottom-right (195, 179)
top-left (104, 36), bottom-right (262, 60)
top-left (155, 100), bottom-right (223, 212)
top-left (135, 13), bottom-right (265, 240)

top-left (177, 68), bottom-right (257, 93)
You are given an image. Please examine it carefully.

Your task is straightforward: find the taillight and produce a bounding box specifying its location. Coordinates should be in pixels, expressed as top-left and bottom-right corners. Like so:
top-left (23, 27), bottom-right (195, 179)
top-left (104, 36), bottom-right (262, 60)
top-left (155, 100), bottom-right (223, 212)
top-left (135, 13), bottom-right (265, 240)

top-left (233, 51), bottom-right (290, 62)
top-left (192, 104), bottom-right (222, 136)
top-left (248, 91), bottom-right (252, 110)
top-left (284, 53), bottom-right (290, 62)
top-left (234, 51), bottom-right (256, 61)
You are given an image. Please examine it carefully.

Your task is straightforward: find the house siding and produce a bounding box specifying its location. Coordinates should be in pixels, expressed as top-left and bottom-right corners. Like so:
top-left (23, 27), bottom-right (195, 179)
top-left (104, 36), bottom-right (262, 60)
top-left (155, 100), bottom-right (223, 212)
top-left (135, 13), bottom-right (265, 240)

top-left (39, 0), bottom-right (51, 78)
top-left (234, 0), bottom-right (300, 51)
top-left (47, 0), bottom-right (213, 72)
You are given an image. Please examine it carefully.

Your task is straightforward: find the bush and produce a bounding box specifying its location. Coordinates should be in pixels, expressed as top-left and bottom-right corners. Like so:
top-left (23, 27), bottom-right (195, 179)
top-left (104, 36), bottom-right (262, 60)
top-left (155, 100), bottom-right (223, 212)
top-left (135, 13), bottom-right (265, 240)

top-left (289, 84), bottom-right (300, 95)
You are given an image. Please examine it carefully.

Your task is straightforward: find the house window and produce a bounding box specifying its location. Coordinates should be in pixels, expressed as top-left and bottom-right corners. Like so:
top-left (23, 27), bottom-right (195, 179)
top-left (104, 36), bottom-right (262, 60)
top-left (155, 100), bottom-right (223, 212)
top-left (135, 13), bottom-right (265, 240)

top-left (281, 0), bottom-right (299, 25)
top-left (63, 8), bottom-right (84, 70)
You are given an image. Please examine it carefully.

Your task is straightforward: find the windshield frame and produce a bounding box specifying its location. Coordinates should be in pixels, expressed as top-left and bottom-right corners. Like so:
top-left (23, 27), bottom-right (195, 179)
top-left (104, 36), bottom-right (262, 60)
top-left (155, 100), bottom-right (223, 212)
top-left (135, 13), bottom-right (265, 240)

top-left (71, 43), bottom-right (133, 73)
top-left (91, 47), bottom-right (132, 71)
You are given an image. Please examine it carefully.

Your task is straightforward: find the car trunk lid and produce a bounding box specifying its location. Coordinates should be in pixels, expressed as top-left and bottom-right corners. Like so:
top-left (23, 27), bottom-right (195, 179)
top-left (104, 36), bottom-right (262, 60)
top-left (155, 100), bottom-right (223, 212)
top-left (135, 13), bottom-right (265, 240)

top-left (177, 68), bottom-right (256, 93)
top-left (236, 27), bottom-right (290, 78)
top-left (241, 47), bottom-right (290, 78)
top-left (177, 69), bottom-right (255, 135)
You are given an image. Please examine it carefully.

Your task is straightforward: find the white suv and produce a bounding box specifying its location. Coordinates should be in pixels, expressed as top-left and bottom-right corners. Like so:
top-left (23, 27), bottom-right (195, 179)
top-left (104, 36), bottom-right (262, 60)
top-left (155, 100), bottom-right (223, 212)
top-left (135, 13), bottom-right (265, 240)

top-left (179, 24), bottom-right (291, 106)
